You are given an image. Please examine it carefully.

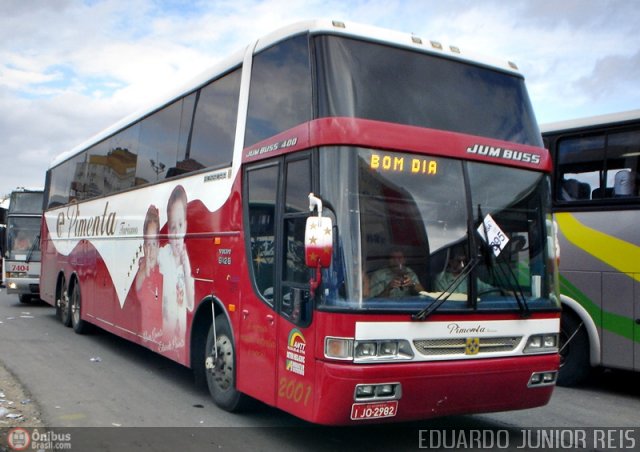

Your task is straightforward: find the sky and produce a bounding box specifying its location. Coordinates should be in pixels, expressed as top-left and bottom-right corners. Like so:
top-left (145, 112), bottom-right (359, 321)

top-left (1, 0), bottom-right (639, 198)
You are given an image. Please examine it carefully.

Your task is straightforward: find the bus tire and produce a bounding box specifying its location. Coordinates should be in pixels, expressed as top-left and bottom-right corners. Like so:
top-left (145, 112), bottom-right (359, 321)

top-left (19, 294), bottom-right (31, 304)
top-left (57, 277), bottom-right (72, 328)
top-left (557, 311), bottom-right (591, 386)
top-left (70, 282), bottom-right (91, 334)
top-left (205, 316), bottom-right (250, 412)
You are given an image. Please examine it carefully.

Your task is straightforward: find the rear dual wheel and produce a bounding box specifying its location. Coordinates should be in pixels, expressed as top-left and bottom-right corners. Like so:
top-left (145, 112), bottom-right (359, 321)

top-left (56, 277), bottom-right (71, 327)
top-left (70, 282), bottom-right (90, 334)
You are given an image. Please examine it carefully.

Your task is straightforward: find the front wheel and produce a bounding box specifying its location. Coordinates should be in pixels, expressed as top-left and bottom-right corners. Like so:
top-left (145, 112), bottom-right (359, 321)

top-left (205, 316), bottom-right (250, 412)
top-left (557, 312), bottom-right (591, 386)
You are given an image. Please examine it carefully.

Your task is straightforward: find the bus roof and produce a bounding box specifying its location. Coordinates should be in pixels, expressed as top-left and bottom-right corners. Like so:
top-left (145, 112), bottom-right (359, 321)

top-left (540, 109), bottom-right (640, 134)
top-left (50, 19), bottom-right (524, 169)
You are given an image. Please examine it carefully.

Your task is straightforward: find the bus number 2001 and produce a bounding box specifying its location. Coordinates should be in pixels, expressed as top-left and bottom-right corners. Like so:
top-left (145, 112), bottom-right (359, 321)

top-left (278, 377), bottom-right (312, 406)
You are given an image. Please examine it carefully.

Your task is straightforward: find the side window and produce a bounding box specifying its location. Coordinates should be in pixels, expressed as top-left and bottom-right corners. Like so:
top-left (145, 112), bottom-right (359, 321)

top-left (111, 124), bottom-right (140, 190)
top-left (245, 34), bottom-right (312, 147)
top-left (605, 129), bottom-right (639, 198)
top-left (556, 128), bottom-right (640, 204)
top-left (48, 153), bottom-right (83, 208)
top-left (556, 135), bottom-right (604, 202)
top-left (173, 93), bottom-right (196, 176)
top-left (84, 128), bottom-right (138, 198)
top-left (83, 140), bottom-right (110, 199)
top-left (189, 68), bottom-right (241, 169)
top-left (246, 163), bottom-right (279, 305)
top-left (137, 99), bottom-right (183, 185)
top-left (281, 157), bottom-right (312, 324)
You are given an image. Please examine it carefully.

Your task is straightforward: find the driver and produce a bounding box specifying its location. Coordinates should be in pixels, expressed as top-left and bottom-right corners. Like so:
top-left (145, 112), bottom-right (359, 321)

top-left (433, 251), bottom-right (494, 294)
top-left (367, 249), bottom-right (425, 298)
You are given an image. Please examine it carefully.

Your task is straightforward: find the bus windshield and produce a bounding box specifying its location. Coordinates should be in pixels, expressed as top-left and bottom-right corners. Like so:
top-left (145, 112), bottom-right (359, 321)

top-left (6, 216), bottom-right (41, 261)
top-left (315, 35), bottom-right (542, 146)
top-left (9, 192), bottom-right (43, 214)
top-left (319, 147), bottom-right (559, 313)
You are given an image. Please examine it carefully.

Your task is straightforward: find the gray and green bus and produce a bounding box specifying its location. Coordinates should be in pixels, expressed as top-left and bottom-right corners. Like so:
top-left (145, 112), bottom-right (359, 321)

top-left (542, 110), bottom-right (640, 385)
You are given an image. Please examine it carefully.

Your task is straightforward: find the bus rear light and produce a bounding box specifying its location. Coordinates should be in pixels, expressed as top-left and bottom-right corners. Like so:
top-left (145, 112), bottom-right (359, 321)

top-left (528, 371), bottom-right (557, 387)
top-left (354, 383), bottom-right (402, 401)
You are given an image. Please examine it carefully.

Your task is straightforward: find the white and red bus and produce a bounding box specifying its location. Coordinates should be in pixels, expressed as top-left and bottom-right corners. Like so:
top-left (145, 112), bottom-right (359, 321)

top-left (5, 188), bottom-right (44, 303)
top-left (40, 20), bottom-right (560, 425)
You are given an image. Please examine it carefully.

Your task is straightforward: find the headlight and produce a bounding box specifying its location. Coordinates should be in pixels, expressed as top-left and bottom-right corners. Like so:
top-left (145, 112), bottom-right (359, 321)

top-left (524, 334), bottom-right (558, 354)
top-left (355, 342), bottom-right (377, 358)
top-left (354, 339), bottom-right (414, 362)
top-left (324, 337), bottom-right (415, 362)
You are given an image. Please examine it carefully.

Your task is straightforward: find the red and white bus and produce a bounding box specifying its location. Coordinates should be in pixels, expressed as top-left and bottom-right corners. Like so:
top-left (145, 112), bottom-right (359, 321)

top-left (40, 20), bottom-right (560, 425)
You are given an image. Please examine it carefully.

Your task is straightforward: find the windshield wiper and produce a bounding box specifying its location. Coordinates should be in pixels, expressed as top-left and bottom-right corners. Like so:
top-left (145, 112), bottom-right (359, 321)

top-left (477, 206), bottom-right (530, 318)
top-left (26, 233), bottom-right (40, 263)
top-left (412, 256), bottom-right (480, 321)
top-left (488, 244), bottom-right (530, 318)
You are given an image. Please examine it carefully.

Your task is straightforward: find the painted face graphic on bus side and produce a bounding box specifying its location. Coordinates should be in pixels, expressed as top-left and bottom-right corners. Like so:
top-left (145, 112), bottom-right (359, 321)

top-left (168, 196), bottom-right (187, 259)
top-left (144, 221), bottom-right (160, 270)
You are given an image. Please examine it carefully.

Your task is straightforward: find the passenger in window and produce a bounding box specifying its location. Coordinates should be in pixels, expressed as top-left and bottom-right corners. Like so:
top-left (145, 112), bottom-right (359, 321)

top-left (367, 249), bottom-right (425, 298)
top-left (613, 170), bottom-right (636, 197)
top-left (158, 185), bottom-right (194, 359)
top-left (13, 231), bottom-right (31, 251)
top-left (135, 205), bottom-right (163, 339)
top-left (433, 251), bottom-right (494, 294)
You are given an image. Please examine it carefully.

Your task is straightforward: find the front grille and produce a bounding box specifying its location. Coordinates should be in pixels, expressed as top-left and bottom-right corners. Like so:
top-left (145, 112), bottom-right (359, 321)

top-left (413, 336), bottom-right (522, 356)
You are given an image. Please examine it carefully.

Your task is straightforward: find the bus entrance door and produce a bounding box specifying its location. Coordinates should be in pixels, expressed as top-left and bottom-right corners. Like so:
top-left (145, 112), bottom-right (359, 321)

top-left (236, 298), bottom-right (277, 406)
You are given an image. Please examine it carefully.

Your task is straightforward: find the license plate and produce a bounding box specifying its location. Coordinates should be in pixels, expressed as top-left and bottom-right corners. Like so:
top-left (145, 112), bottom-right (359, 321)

top-left (350, 400), bottom-right (398, 420)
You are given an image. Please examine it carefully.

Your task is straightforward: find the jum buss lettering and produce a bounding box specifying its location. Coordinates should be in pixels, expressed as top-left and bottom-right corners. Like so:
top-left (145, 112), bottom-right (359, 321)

top-left (467, 144), bottom-right (541, 165)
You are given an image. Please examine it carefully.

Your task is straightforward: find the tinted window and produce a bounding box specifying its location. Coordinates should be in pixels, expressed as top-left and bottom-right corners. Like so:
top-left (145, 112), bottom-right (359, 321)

top-left (245, 35), bottom-right (312, 147)
top-left (281, 157), bottom-right (312, 325)
top-left (246, 164), bottom-right (279, 304)
top-left (315, 36), bottom-right (541, 146)
top-left (283, 158), bottom-right (311, 280)
top-left (555, 128), bottom-right (640, 203)
top-left (47, 153), bottom-right (83, 208)
top-left (174, 93), bottom-right (196, 176)
top-left (82, 136), bottom-right (138, 197)
top-left (190, 68), bottom-right (241, 169)
top-left (605, 130), bottom-right (639, 198)
top-left (285, 158), bottom-right (311, 213)
top-left (9, 192), bottom-right (43, 214)
top-left (556, 135), bottom-right (603, 201)
top-left (137, 99), bottom-right (183, 185)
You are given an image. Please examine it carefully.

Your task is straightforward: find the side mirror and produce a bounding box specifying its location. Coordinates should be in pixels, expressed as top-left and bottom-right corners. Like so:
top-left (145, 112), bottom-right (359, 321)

top-left (305, 194), bottom-right (333, 297)
top-left (305, 193), bottom-right (333, 268)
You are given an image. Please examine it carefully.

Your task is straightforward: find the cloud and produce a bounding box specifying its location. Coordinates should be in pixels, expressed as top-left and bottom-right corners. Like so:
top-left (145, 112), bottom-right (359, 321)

top-left (576, 50), bottom-right (640, 100)
top-left (0, 0), bottom-right (639, 196)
